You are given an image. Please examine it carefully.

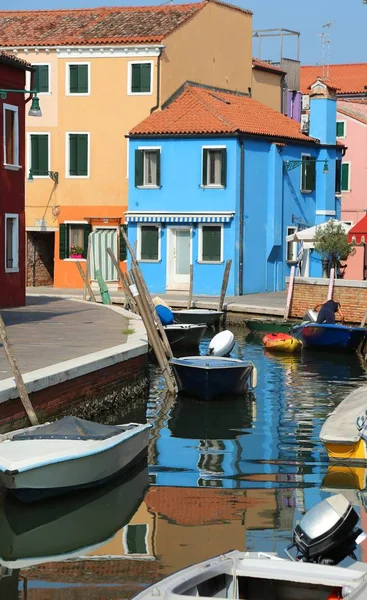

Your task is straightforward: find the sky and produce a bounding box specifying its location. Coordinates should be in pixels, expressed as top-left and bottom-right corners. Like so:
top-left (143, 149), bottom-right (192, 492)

top-left (2, 0), bottom-right (367, 66)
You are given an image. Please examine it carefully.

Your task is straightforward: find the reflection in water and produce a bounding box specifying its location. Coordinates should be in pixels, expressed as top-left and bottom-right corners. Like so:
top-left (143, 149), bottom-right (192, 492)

top-left (4, 325), bottom-right (367, 597)
top-left (0, 567), bottom-right (18, 600)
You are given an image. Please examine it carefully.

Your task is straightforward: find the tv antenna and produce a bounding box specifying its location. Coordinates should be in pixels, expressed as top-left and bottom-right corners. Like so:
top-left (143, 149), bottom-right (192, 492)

top-left (318, 21), bottom-right (332, 79)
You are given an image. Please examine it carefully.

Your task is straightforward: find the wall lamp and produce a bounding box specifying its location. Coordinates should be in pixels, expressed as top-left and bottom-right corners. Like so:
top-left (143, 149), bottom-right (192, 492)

top-left (283, 159), bottom-right (329, 174)
top-left (0, 89), bottom-right (42, 117)
top-left (28, 169), bottom-right (59, 184)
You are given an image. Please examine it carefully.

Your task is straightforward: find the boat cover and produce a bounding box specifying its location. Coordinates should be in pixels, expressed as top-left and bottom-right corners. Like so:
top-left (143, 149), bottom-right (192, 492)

top-left (12, 416), bottom-right (128, 441)
top-left (320, 387), bottom-right (367, 444)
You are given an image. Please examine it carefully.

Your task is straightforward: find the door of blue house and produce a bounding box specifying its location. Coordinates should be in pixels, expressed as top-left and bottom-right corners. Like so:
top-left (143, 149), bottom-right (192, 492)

top-left (167, 227), bottom-right (191, 290)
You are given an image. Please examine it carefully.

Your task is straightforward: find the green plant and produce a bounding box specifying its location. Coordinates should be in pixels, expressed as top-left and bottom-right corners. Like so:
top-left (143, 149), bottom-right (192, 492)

top-left (122, 328), bottom-right (135, 335)
top-left (313, 220), bottom-right (355, 266)
top-left (70, 244), bottom-right (84, 256)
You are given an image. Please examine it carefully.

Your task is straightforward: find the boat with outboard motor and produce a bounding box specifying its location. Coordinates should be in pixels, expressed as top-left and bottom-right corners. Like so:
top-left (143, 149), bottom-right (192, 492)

top-left (133, 494), bottom-right (367, 600)
top-left (290, 322), bottom-right (367, 352)
top-left (171, 309), bottom-right (223, 327)
top-left (207, 330), bottom-right (235, 357)
top-left (0, 416), bottom-right (151, 502)
top-left (162, 323), bottom-right (207, 350)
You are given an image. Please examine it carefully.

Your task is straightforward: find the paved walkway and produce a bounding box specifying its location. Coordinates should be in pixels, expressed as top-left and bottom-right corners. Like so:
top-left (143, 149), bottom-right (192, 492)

top-left (0, 297), bottom-right (130, 381)
top-left (27, 287), bottom-right (287, 317)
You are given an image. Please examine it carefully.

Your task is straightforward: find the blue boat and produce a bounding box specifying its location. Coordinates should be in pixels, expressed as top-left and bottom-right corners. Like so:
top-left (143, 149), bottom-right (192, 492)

top-left (169, 356), bottom-right (256, 400)
top-left (290, 322), bottom-right (367, 353)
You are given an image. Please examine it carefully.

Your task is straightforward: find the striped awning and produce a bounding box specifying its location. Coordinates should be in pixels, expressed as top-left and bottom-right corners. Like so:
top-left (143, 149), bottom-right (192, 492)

top-left (90, 228), bottom-right (118, 281)
top-left (125, 212), bottom-right (234, 224)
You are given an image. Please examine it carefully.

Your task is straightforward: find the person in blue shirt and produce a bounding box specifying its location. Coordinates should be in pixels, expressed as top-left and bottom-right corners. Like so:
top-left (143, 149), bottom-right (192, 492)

top-left (314, 300), bottom-right (344, 325)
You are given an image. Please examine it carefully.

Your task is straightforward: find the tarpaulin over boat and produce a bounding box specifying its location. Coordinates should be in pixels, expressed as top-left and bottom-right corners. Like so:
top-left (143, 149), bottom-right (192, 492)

top-left (12, 417), bottom-right (127, 441)
top-left (320, 386), bottom-right (367, 444)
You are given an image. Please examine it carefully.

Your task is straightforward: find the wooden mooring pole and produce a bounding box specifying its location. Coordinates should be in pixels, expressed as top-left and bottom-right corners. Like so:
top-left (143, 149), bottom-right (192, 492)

top-left (284, 265), bottom-right (295, 321)
top-left (0, 313), bottom-right (39, 426)
top-left (187, 264), bottom-right (193, 310)
top-left (218, 259), bottom-right (232, 312)
top-left (106, 248), bottom-right (138, 313)
top-left (75, 261), bottom-right (97, 303)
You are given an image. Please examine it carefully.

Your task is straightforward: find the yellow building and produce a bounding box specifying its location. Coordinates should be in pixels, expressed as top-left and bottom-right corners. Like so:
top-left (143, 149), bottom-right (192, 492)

top-left (0, 1), bottom-right (284, 289)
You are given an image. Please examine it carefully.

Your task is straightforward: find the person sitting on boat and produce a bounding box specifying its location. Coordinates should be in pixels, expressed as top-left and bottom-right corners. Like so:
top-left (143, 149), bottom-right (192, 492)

top-left (314, 300), bottom-right (344, 324)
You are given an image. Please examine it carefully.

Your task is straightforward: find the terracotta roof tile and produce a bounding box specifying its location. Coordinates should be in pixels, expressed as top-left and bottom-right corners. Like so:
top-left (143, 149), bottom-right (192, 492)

top-left (337, 106), bottom-right (367, 125)
top-left (129, 82), bottom-right (317, 143)
top-left (0, 50), bottom-right (31, 69)
top-left (301, 63), bottom-right (367, 95)
top-left (0, 1), bottom-right (251, 47)
top-left (309, 76), bottom-right (341, 92)
top-left (252, 58), bottom-right (285, 75)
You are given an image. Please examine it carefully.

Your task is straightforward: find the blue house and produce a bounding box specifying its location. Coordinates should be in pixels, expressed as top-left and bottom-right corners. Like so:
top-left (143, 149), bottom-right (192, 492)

top-left (126, 79), bottom-right (342, 295)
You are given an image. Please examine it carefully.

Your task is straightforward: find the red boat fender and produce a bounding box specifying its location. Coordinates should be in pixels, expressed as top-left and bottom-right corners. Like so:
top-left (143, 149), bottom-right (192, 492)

top-left (327, 590), bottom-right (341, 600)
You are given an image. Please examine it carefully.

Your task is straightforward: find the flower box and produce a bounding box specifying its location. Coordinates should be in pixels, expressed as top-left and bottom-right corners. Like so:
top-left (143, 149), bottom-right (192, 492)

top-left (70, 254), bottom-right (83, 259)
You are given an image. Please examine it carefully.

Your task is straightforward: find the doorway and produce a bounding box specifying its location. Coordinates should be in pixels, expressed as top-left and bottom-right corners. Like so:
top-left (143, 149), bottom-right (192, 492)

top-left (167, 227), bottom-right (191, 290)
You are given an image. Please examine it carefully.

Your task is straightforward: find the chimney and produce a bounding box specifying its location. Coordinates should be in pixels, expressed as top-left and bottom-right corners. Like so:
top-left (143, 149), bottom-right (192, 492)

top-left (309, 77), bottom-right (338, 145)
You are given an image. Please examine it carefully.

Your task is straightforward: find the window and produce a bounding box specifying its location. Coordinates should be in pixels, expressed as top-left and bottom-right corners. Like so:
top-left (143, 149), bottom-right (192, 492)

top-left (300, 155), bottom-right (316, 192)
top-left (286, 226), bottom-right (297, 262)
top-left (199, 225), bottom-right (222, 263)
top-left (139, 225), bottom-right (160, 261)
top-left (202, 148), bottom-right (226, 187)
top-left (29, 133), bottom-right (49, 176)
top-left (341, 163), bottom-right (350, 192)
top-left (129, 62), bottom-right (152, 94)
top-left (301, 94), bottom-right (310, 110)
top-left (336, 121), bottom-right (345, 138)
top-left (33, 64), bottom-right (50, 94)
top-left (124, 524), bottom-right (148, 555)
top-left (335, 159), bottom-right (342, 194)
top-left (5, 214), bottom-right (19, 272)
top-left (67, 63), bottom-right (89, 95)
top-left (3, 104), bottom-right (19, 167)
top-left (135, 149), bottom-right (161, 187)
top-left (67, 133), bottom-right (89, 177)
top-left (59, 222), bottom-right (92, 259)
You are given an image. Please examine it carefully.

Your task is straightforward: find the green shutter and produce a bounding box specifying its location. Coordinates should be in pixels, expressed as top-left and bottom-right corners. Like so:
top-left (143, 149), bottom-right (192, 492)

top-left (78, 65), bottom-right (89, 93)
top-left (305, 157), bottom-right (316, 192)
top-left (30, 135), bottom-right (48, 175)
top-left (30, 135), bottom-right (38, 173)
top-left (220, 148), bottom-right (227, 187)
top-left (336, 122), bottom-right (345, 138)
top-left (156, 151), bottom-right (161, 187)
top-left (126, 525), bottom-right (147, 554)
top-left (69, 65), bottom-right (78, 93)
top-left (135, 150), bottom-right (144, 186)
top-left (59, 224), bottom-right (68, 259)
top-left (335, 159), bottom-right (341, 194)
top-left (77, 134), bottom-right (88, 176)
top-left (202, 226), bottom-right (221, 262)
top-left (140, 64), bottom-right (151, 93)
top-left (33, 66), bottom-right (39, 93)
top-left (69, 134), bottom-right (78, 176)
top-left (341, 163), bottom-right (350, 191)
top-left (120, 224), bottom-right (127, 260)
top-left (33, 65), bottom-right (49, 93)
top-left (141, 226), bottom-right (158, 260)
top-left (202, 149), bottom-right (208, 186)
top-left (131, 65), bottom-right (141, 93)
top-left (83, 224), bottom-right (92, 256)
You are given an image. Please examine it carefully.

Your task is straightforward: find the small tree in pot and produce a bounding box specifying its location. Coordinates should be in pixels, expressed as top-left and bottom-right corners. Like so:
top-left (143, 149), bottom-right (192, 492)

top-left (313, 220), bottom-right (355, 278)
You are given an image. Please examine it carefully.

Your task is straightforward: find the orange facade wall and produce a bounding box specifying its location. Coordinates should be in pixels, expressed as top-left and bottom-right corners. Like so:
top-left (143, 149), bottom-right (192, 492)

top-left (251, 68), bottom-right (282, 112)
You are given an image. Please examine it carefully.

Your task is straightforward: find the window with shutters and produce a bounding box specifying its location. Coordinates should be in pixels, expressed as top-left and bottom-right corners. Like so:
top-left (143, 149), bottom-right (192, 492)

top-left (59, 222), bottom-right (91, 259)
top-left (335, 159), bottom-right (342, 195)
top-left (135, 148), bottom-right (161, 188)
top-left (3, 104), bottom-right (19, 168)
top-left (29, 133), bottom-right (50, 177)
top-left (67, 63), bottom-right (90, 95)
top-left (32, 64), bottom-right (50, 94)
top-left (128, 62), bottom-right (153, 95)
top-left (202, 147), bottom-right (227, 187)
top-left (286, 226), bottom-right (297, 262)
top-left (66, 132), bottom-right (89, 177)
top-left (341, 162), bottom-right (350, 192)
top-left (300, 154), bottom-right (316, 193)
top-left (199, 225), bottom-right (223, 263)
top-left (138, 225), bottom-right (160, 261)
top-left (336, 121), bottom-right (346, 138)
top-left (5, 214), bottom-right (19, 272)
top-left (123, 524), bottom-right (149, 555)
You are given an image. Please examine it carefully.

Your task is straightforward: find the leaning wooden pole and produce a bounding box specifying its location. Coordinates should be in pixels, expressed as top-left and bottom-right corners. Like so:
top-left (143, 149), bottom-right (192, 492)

top-left (75, 261), bottom-right (97, 303)
top-left (218, 259), bottom-right (232, 312)
top-left (130, 268), bottom-right (176, 394)
top-left (0, 313), bottom-right (39, 426)
top-left (187, 264), bottom-right (193, 310)
top-left (327, 267), bottom-right (335, 301)
top-left (106, 248), bottom-right (137, 313)
top-left (284, 265), bottom-right (295, 321)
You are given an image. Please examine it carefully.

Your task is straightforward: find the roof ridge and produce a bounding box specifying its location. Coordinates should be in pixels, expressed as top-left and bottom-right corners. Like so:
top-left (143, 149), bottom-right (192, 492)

top-left (301, 62), bottom-right (367, 68)
top-left (0, 2), bottom-right (206, 15)
top-left (337, 106), bottom-right (367, 125)
top-left (187, 85), bottom-right (236, 130)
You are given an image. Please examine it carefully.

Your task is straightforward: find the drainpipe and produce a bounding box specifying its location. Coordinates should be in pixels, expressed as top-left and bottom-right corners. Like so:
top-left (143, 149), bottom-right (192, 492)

top-left (239, 138), bottom-right (245, 295)
top-left (150, 48), bottom-right (163, 114)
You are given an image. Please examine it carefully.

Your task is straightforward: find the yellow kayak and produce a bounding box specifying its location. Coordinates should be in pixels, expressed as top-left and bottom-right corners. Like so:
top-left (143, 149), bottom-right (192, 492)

top-left (262, 333), bottom-right (302, 353)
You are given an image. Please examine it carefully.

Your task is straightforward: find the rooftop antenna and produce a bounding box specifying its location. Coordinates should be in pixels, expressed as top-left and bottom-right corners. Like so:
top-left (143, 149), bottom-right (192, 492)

top-left (318, 21), bottom-right (332, 79)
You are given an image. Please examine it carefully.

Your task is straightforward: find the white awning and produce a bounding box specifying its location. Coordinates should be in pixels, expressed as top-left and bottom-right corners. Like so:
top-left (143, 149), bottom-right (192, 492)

top-left (125, 212), bottom-right (235, 224)
top-left (286, 220), bottom-right (352, 243)
top-left (90, 228), bottom-right (118, 281)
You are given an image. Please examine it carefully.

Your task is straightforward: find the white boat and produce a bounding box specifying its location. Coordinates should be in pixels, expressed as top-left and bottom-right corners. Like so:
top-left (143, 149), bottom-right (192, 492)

top-left (172, 309), bottom-right (223, 327)
top-left (0, 416), bottom-right (151, 502)
top-left (133, 495), bottom-right (367, 600)
top-left (208, 330), bottom-right (235, 356)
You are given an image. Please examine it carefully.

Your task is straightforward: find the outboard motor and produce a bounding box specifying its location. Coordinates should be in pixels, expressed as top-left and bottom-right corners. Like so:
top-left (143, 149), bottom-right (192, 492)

top-left (285, 494), bottom-right (365, 565)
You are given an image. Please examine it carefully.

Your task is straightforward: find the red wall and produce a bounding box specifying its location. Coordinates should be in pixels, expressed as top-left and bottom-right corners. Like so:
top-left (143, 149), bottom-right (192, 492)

top-left (0, 61), bottom-right (26, 307)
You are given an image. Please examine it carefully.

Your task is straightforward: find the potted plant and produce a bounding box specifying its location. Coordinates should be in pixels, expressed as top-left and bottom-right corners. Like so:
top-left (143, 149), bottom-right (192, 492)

top-left (313, 220), bottom-right (355, 278)
top-left (69, 244), bottom-right (84, 259)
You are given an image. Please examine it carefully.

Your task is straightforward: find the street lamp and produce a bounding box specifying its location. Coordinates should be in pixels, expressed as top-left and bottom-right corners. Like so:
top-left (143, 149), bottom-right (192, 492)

top-left (0, 89), bottom-right (42, 117)
top-left (283, 159), bottom-right (329, 173)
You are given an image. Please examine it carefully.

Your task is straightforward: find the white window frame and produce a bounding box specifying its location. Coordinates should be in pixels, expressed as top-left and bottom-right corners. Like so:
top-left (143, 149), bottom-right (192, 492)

top-left (137, 223), bottom-right (161, 262)
top-left (342, 161), bottom-right (351, 192)
top-left (301, 94), bottom-right (310, 111)
top-left (137, 146), bottom-right (161, 189)
top-left (3, 103), bottom-right (19, 170)
top-left (5, 213), bottom-right (19, 273)
top-left (300, 152), bottom-right (313, 193)
top-left (286, 226), bottom-right (298, 263)
top-left (66, 62), bottom-right (91, 96)
top-left (31, 63), bottom-right (51, 95)
top-left (127, 60), bottom-right (154, 96)
top-left (122, 524), bottom-right (149, 556)
top-left (201, 145), bottom-right (226, 189)
top-left (198, 223), bottom-right (224, 264)
top-left (27, 132), bottom-right (51, 179)
top-left (336, 120), bottom-right (346, 139)
top-left (62, 220), bottom-right (89, 262)
top-left (65, 131), bottom-right (90, 179)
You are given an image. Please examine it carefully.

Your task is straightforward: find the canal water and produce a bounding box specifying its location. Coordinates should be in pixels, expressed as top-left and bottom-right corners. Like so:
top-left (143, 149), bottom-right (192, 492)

top-left (2, 325), bottom-right (367, 599)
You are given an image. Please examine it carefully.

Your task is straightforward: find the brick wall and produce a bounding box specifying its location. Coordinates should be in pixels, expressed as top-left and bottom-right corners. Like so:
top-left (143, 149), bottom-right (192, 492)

top-left (0, 354), bottom-right (148, 432)
top-left (26, 232), bottom-right (55, 287)
top-left (287, 277), bottom-right (367, 324)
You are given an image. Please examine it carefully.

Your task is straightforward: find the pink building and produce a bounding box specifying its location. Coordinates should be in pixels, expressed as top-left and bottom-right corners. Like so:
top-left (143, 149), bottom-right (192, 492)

top-left (337, 100), bottom-right (367, 280)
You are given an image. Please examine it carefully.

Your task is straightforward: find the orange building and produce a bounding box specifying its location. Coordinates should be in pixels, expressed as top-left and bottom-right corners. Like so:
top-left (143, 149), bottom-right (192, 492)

top-left (0, 1), bottom-right (262, 289)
